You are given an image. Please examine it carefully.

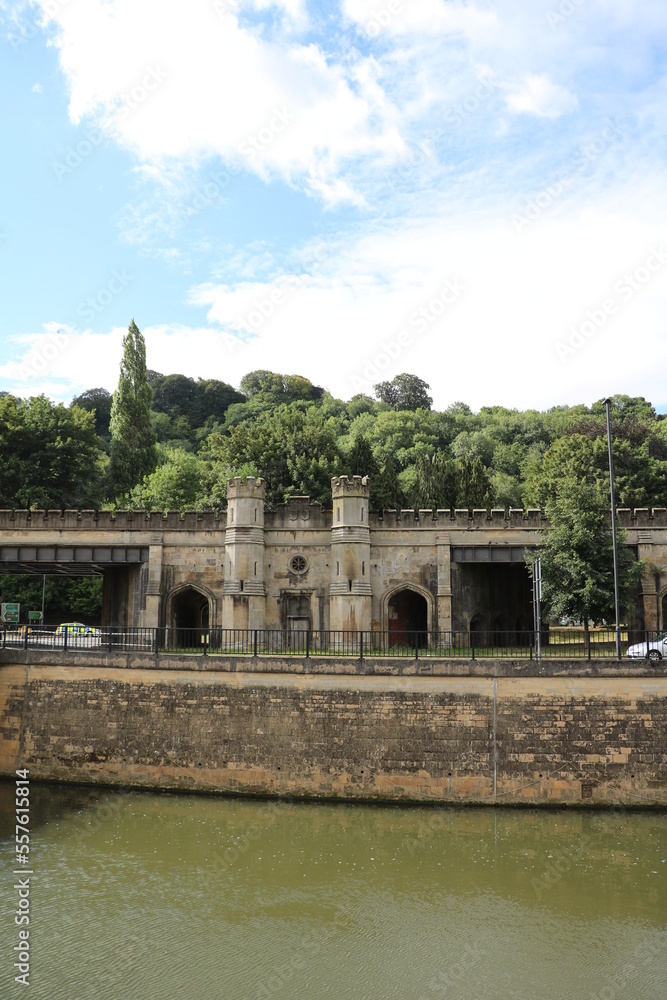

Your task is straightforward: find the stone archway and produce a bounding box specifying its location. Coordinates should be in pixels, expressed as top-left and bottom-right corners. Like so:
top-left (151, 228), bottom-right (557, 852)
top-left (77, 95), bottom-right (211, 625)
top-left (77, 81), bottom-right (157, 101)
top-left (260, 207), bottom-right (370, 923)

top-left (167, 585), bottom-right (213, 650)
top-left (386, 587), bottom-right (429, 647)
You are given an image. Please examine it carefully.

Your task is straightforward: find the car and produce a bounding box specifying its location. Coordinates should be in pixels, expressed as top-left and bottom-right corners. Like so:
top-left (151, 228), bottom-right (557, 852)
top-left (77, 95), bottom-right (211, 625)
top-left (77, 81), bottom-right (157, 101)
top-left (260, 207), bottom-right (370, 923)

top-left (54, 622), bottom-right (102, 648)
top-left (625, 632), bottom-right (667, 661)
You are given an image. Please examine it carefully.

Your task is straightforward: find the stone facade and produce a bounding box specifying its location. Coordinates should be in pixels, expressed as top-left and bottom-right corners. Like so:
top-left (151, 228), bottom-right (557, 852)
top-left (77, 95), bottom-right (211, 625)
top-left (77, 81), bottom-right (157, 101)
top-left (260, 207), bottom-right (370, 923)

top-left (1, 477), bottom-right (667, 636)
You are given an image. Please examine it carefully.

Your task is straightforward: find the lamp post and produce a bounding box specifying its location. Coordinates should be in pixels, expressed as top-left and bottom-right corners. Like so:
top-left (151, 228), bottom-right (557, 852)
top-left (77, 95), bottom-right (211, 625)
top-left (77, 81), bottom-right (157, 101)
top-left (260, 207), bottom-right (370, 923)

top-left (604, 398), bottom-right (622, 659)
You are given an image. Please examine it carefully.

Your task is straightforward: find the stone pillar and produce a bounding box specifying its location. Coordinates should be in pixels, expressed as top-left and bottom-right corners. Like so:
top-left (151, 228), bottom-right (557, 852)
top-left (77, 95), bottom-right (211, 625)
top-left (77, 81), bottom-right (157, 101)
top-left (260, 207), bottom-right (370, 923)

top-left (139, 533), bottom-right (163, 629)
top-left (222, 477), bottom-right (266, 630)
top-left (329, 476), bottom-right (372, 633)
top-left (436, 531), bottom-right (452, 634)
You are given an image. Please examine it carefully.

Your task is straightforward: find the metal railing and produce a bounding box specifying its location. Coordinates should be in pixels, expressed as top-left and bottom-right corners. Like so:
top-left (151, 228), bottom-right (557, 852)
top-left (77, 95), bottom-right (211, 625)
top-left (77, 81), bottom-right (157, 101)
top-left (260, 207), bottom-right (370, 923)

top-left (2, 625), bottom-right (665, 660)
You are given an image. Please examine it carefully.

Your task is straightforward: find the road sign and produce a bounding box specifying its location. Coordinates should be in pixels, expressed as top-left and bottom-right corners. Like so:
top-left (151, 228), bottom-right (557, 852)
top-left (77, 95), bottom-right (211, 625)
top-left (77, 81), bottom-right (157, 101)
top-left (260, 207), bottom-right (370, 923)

top-left (1, 603), bottom-right (20, 623)
top-left (28, 611), bottom-right (43, 623)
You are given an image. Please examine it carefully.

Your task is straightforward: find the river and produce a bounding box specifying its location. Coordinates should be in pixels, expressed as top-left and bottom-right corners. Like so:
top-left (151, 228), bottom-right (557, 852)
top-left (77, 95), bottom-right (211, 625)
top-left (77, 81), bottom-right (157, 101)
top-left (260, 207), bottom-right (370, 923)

top-left (1, 783), bottom-right (665, 999)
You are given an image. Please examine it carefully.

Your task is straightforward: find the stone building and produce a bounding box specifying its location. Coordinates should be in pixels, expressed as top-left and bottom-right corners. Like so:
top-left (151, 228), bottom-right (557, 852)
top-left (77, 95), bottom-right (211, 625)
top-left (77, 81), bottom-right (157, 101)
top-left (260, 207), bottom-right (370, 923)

top-left (2, 475), bottom-right (666, 639)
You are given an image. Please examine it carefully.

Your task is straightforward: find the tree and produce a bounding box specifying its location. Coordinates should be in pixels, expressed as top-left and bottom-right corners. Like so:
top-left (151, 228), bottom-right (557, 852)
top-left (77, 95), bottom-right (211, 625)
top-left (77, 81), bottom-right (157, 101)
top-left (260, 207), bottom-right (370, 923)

top-left (151, 374), bottom-right (244, 428)
top-left (71, 387), bottom-right (113, 441)
top-left (131, 449), bottom-right (207, 511)
top-left (0, 394), bottom-right (101, 509)
top-left (203, 401), bottom-right (341, 507)
top-left (412, 451), bottom-right (458, 509)
top-left (108, 321), bottom-right (157, 498)
top-left (373, 373), bottom-right (433, 411)
top-left (529, 478), bottom-right (643, 652)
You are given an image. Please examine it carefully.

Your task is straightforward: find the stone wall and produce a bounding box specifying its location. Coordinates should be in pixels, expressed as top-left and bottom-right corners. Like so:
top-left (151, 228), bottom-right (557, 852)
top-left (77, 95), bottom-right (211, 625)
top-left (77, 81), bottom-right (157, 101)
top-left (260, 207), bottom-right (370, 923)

top-left (1, 657), bottom-right (664, 806)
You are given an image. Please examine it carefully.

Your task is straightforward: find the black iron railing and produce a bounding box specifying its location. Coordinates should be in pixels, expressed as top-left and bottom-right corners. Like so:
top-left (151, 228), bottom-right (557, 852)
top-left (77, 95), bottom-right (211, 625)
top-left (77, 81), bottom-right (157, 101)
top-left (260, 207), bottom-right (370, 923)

top-left (2, 625), bottom-right (665, 660)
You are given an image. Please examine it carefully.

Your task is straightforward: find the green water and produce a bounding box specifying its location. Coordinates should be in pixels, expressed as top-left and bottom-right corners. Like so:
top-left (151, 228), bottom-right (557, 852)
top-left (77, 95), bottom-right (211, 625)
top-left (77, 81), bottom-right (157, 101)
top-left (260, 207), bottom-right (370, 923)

top-left (0, 784), bottom-right (665, 1000)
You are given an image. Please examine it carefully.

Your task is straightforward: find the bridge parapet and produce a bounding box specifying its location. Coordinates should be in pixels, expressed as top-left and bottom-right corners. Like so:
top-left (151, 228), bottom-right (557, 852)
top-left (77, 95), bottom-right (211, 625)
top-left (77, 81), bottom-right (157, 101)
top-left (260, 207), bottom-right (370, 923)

top-left (0, 506), bottom-right (665, 533)
top-left (0, 509), bottom-right (227, 531)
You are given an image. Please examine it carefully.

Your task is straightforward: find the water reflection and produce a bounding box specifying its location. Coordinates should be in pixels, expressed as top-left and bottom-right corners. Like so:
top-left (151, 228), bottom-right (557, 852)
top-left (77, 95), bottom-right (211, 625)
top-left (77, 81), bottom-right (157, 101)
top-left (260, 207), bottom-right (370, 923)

top-left (0, 784), bottom-right (665, 999)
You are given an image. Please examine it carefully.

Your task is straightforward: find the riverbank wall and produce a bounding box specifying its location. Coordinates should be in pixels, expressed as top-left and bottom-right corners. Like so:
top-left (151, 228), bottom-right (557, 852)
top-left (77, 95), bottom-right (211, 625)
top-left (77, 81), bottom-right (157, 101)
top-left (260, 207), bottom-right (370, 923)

top-left (0, 651), bottom-right (665, 806)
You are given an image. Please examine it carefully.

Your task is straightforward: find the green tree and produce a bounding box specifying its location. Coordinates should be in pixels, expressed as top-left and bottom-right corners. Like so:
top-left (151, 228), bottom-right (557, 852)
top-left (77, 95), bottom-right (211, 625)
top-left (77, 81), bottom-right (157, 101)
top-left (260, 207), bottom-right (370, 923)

top-left (71, 387), bottom-right (113, 442)
top-left (131, 449), bottom-right (207, 511)
top-left (529, 478), bottom-right (643, 651)
top-left (203, 402), bottom-right (341, 507)
top-left (108, 321), bottom-right (157, 498)
top-left (373, 373), bottom-right (433, 411)
top-left (456, 455), bottom-right (492, 510)
top-left (0, 394), bottom-right (101, 509)
top-left (412, 451), bottom-right (458, 509)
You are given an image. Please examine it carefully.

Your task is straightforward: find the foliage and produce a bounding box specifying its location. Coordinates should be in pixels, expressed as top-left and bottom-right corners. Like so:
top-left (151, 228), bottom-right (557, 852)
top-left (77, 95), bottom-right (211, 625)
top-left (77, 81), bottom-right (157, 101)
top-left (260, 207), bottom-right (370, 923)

top-left (0, 574), bottom-right (103, 624)
top-left (528, 478), bottom-right (643, 631)
top-left (203, 402), bottom-right (341, 507)
top-left (7, 365), bottom-right (667, 522)
top-left (131, 449), bottom-right (207, 511)
top-left (238, 371), bottom-right (323, 405)
top-left (71, 387), bottom-right (113, 442)
top-left (108, 321), bottom-right (158, 498)
top-left (150, 374), bottom-right (244, 429)
top-left (0, 394), bottom-right (101, 509)
top-left (373, 373), bottom-right (433, 411)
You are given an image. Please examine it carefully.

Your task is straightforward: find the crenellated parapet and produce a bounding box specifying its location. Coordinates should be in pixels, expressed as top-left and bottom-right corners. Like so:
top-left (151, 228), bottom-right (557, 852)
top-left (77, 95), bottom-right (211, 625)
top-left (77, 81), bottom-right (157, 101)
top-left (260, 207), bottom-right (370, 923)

top-left (0, 509), bottom-right (227, 531)
top-left (226, 476), bottom-right (266, 501)
top-left (2, 504), bottom-right (665, 532)
top-left (331, 475), bottom-right (370, 498)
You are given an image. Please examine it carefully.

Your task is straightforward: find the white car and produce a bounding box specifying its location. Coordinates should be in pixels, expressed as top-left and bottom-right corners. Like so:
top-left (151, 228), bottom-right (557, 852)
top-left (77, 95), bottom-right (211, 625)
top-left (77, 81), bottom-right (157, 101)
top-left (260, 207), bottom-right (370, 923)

top-left (626, 632), bottom-right (667, 661)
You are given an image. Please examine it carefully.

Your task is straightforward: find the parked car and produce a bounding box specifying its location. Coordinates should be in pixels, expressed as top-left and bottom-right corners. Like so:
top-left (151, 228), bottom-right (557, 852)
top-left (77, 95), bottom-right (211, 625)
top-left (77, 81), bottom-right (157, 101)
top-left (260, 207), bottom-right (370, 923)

top-left (54, 622), bottom-right (102, 647)
top-left (625, 632), bottom-right (667, 661)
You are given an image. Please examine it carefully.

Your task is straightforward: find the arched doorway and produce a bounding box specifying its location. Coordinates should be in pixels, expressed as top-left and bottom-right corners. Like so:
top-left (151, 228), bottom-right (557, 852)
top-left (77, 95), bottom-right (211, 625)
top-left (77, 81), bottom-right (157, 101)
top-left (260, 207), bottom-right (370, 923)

top-left (388, 589), bottom-right (428, 647)
top-left (171, 587), bottom-right (210, 650)
top-left (662, 593), bottom-right (667, 632)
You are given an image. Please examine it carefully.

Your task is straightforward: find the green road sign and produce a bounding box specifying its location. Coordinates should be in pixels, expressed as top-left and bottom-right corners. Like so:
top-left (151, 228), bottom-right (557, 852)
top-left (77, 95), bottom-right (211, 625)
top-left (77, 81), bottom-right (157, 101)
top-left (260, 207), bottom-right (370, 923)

top-left (1, 603), bottom-right (20, 624)
top-left (28, 611), bottom-right (43, 623)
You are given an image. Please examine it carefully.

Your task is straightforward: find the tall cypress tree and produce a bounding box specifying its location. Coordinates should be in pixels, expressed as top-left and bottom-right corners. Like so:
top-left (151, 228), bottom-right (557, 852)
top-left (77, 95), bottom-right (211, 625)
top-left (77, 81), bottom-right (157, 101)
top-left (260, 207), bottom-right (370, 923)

top-left (109, 320), bottom-right (157, 499)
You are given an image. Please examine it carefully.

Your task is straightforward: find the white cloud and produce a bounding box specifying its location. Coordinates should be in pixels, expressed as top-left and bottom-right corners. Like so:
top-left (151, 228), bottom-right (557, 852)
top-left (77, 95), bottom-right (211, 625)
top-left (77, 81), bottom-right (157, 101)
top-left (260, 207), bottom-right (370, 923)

top-left (342, 0), bottom-right (497, 41)
top-left (36, 0), bottom-right (405, 204)
top-left (4, 192), bottom-right (666, 412)
top-left (505, 73), bottom-right (578, 119)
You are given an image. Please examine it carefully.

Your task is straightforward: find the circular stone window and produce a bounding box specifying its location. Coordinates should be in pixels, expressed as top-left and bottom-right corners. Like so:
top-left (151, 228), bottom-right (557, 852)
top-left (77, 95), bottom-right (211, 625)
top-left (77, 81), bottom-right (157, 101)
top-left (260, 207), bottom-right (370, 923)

top-left (289, 554), bottom-right (308, 575)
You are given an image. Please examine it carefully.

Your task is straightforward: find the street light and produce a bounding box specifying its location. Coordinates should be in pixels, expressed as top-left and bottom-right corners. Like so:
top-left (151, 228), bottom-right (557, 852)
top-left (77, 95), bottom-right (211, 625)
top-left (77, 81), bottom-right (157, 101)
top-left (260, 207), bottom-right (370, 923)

top-left (604, 398), bottom-right (622, 659)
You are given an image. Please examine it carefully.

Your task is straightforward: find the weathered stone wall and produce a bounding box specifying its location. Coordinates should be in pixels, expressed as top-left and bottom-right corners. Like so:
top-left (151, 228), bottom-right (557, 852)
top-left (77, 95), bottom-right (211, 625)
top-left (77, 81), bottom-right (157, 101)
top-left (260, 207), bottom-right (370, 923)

top-left (1, 657), bottom-right (664, 806)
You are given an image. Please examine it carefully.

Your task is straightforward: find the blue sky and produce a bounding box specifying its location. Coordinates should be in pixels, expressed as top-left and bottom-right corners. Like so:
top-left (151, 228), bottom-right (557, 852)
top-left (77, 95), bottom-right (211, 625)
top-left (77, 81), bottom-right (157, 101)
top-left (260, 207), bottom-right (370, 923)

top-left (1, 0), bottom-right (666, 412)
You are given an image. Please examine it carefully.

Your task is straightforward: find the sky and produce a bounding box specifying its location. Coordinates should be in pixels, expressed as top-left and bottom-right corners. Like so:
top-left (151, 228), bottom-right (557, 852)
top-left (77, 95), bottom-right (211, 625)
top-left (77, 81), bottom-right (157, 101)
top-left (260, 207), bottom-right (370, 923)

top-left (0, 0), bottom-right (666, 413)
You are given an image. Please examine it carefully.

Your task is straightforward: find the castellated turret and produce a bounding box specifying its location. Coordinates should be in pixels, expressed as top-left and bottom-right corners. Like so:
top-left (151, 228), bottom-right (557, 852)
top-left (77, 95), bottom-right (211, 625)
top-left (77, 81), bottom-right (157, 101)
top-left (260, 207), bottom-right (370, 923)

top-left (222, 476), bottom-right (266, 629)
top-left (330, 476), bottom-right (372, 632)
